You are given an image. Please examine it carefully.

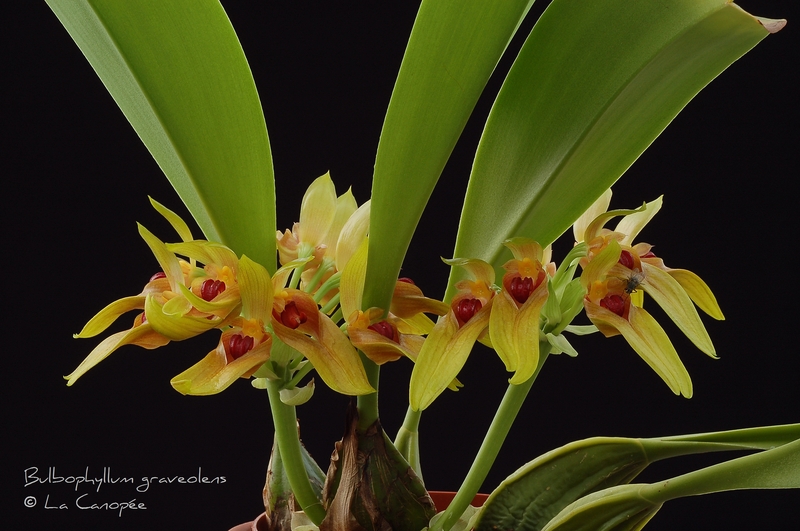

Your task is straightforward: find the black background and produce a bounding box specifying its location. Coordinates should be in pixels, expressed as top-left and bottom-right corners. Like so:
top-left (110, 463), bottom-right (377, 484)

top-left (6, 1), bottom-right (798, 529)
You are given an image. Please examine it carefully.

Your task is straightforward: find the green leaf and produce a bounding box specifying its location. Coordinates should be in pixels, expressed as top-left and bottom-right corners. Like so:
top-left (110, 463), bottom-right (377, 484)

top-left (541, 439), bottom-right (800, 531)
top-left (474, 424), bottom-right (800, 531)
top-left (45, 0), bottom-right (276, 270)
top-left (447, 0), bottom-right (783, 299)
top-left (364, 0), bottom-right (534, 311)
top-left (475, 437), bottom-right (651, 531)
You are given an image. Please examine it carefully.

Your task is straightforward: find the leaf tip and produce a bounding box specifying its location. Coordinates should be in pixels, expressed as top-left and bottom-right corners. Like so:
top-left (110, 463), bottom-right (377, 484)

top-left (757, 17), bottom-right (787, 34)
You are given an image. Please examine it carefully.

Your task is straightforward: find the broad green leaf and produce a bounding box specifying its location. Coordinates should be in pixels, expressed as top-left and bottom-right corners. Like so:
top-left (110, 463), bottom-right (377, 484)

top-left (475, 424), bottom-right (800, 531)
top-left (46, 0), bottom-right (276, 270)
top-left (364, 0), bottom-right (534, 311)
top-left (541, 439), bottom-right (800, 531)
top-left (447, 0), bottom-right (783, 299)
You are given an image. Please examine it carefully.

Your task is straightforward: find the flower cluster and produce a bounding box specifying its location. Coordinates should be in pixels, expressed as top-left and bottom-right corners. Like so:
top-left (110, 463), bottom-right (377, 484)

top-left (573, 190), bottom-right (723, 397)
top-left (70, 180), bottom-right (721, 407)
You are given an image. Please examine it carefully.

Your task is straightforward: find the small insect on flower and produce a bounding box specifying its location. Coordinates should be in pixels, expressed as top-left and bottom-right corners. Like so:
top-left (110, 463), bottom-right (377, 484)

top-left (624, 269), bottom-right (645, 294)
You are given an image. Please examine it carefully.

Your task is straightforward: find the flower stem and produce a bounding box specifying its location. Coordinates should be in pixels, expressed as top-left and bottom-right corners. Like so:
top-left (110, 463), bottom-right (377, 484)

top-left (431, 345), bottom-right (551, 531)
top-left (265, 379), bottom-right (326, 525)
top-left (356, 354), bottom-right (380, 430)
top-left (395, 406), bottom-right (423, 479)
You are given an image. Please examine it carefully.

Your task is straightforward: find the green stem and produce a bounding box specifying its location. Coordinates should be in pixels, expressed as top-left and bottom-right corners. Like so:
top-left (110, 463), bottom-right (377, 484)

top-left (395, 406), bottom-right (423, 479)
top-left (432, 345), bottom-right (551, 531)
top-left (356, 354), bottom-right (380, 430)
top-left (265, 380), bottom-right (326, 525)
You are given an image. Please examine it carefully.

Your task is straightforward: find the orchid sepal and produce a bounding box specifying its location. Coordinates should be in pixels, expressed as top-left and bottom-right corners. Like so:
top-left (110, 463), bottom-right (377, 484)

top-left (644, 259), bottom-right (724, 320)
top-left (584, 301), bottom-right (692, 397)
top-left (638, 263), bottom-right (717, 358)
top-left (138, 223), bottom-right (185, 292)
top-left (66, 320), bottom-right (169, 386)
top-left (238, 255), bottom-right (275, 323)
top-left (409, 303), bottom-right (492, 411)
top-left (167, 240), bottom-right (240, 271)
top-left (297, 172), bottom-right (338, 248)
top-left (148, 196), bottom-right (193, 243)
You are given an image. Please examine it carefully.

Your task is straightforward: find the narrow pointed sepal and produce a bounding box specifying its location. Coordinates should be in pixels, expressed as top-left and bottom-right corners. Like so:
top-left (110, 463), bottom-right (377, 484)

top-left (66, 321), bottom-right (169, 386)
top-left (640, 263), bottom-right (717, 358)
top-left (585, 301), bottom-right (692, 397)
top-left (664, 268), bottom-right (724, 320)
top-left (409, 304), bottom-right (491, 411)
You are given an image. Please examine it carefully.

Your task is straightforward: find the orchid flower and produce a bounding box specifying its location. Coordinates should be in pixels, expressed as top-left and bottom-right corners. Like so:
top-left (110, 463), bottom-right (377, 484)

top-left (170, 256), bottom-right (273, 395)
top-left (347, 278), bottom-right (449, 366)
top-left (574, 191), bottom-right (724, 397)
top-left (409, 258), bottom-right (496, 411)
top-left (67, 200), bottom-right (242, 385)
top-left (489, 238), bottom-right (555, 385)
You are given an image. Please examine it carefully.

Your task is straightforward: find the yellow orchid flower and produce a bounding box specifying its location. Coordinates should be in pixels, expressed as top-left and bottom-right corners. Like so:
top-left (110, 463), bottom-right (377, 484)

top-left (138, 224), bottom-right (242, 340)
top-left (271, 288), bottom-right (374, 396)
top-left (277, 172), bottom-right (371, 306)
top-left (576, 192), bottom-right (724, 397)
top-left (347, 308), bottom-right (423, 365)
top-left (347, 278), bottom-right (449, 366)
top-left (68, 201), bottom-right (247, 386)
top-left (489, 238), bottom-right (554, 385)
top-left (171, 256), bottom-right (273, 395)
top-left (409, 258), bottom-right (496, 411)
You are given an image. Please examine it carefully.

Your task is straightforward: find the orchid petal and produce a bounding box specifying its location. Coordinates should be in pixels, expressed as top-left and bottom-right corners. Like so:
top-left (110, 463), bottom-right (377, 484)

top-left (336, 200), bottom-right (371, 271)
top-left (445, 257), bottom-right (496, 288)
top-left (585, 302), bottom-right (692, 397)
top-left (170, 339), bottom-right (271, 396)
top-left (581, 240), bottom-right (622, 289)
top-left (297, 172), bottom-right (337, 247)
top-left (615, 196), bottom-right (663, 245)
top-left (144, 293), bottom-right (222, 340)
top-left (584, 205), bottom-right (646, 244)
top-left (177, 283), bottom-right (241, 315)
top-left (167, 240), bottom-right (239, 269)
top-left (390, 281), bottom-right (449, 319)
top-left (641, 263), bottom-right (717, 358)
top-left (339, 237), bottom-right (369, 321)
top-left (66, 323), bottom-right (169, 386)
top-left (238, 255), bottom-right (274, 323)
top-left (573, 189), bottom-right (613, 243)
